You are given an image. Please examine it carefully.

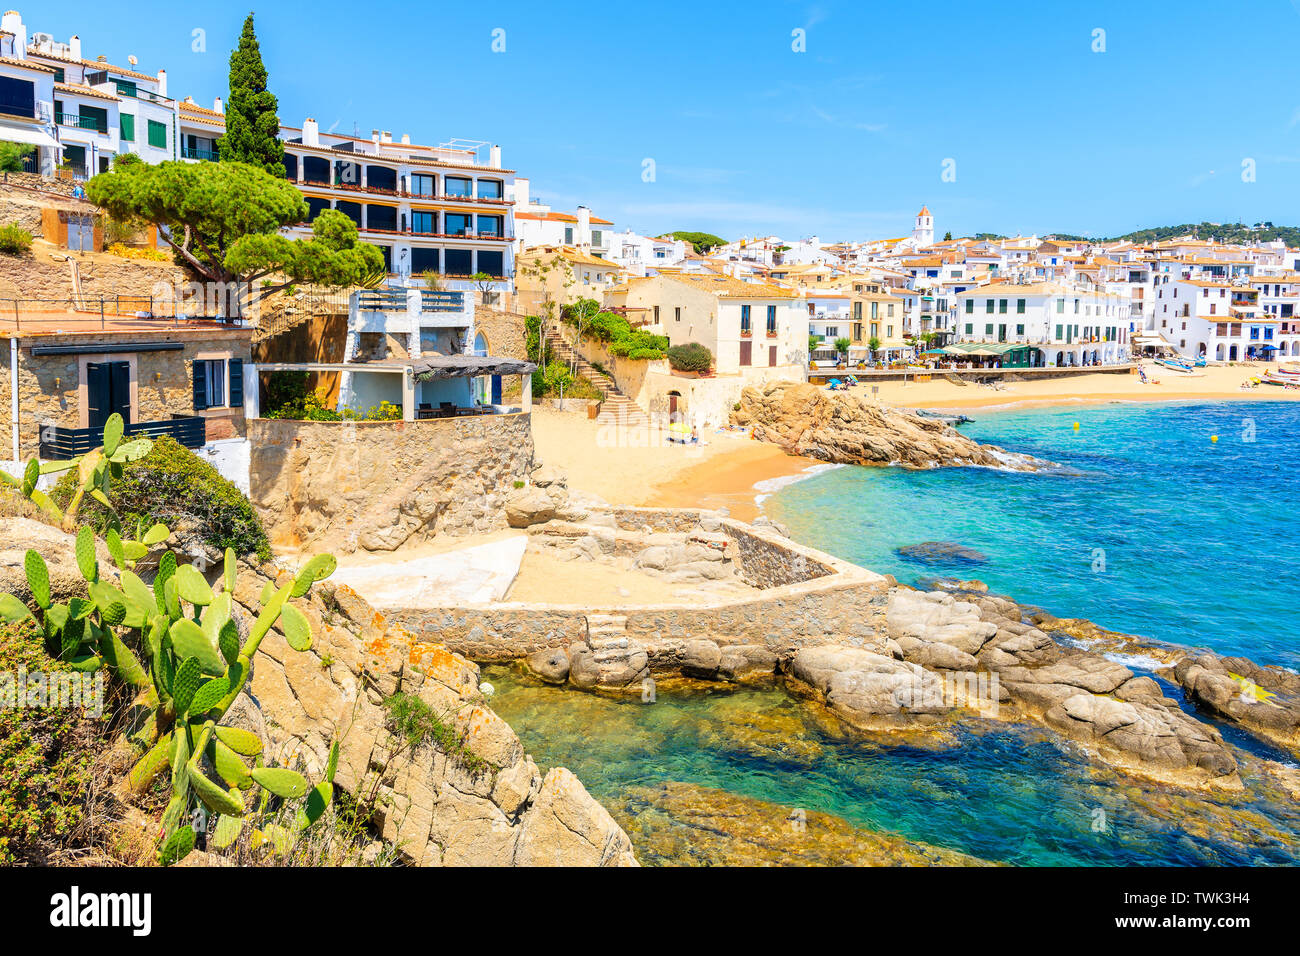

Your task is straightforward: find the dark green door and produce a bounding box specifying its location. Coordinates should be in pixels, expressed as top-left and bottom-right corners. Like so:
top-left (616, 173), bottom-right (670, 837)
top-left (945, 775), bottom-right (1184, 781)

top-left (86, 361), bottom-right (131, 428)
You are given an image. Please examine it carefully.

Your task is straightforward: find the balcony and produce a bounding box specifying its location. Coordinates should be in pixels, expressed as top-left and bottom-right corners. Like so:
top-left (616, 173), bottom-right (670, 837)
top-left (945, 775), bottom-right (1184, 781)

top-left (39, 416), bottom-right (206, 460)
top-left (304, 177), bottom-right (513, 206)
top-left (181, 145), bottom-right (219, 161)
top-left (54, 111), bottom-right (107, 134)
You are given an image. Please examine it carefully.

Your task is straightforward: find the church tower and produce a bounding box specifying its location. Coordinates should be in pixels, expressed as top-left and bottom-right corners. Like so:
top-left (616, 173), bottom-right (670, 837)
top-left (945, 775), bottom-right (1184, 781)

top-left (913, 205), bottom-right (934, 246)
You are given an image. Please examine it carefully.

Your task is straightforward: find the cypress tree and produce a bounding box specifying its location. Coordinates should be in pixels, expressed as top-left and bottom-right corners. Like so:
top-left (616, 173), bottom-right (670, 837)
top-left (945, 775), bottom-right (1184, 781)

top-left (217, 13), bottom-right (286, 176)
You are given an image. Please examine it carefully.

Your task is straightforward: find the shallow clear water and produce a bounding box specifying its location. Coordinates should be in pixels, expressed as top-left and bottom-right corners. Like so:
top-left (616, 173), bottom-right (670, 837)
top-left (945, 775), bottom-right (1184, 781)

top-left (487, 669), bottom-right (1300, 866)
top-left (490, 400), bottom-right (1300, 866)
top-left (765, 401), bottom-right (1300, 670)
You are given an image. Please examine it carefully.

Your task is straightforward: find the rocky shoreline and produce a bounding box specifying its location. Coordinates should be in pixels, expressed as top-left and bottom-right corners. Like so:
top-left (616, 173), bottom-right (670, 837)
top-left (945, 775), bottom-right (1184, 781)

top-left (729, 380), bottom-right (1053, 471)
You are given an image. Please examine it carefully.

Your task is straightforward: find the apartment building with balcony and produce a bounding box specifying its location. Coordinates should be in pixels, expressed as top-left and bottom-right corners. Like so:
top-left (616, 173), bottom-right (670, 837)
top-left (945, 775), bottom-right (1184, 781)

top-left (1153, 277), bottom-right (1278, 361)
top-left (1, 11), bottom-right (177, 177)
top-left (955, 281), bottom-right (1130, 367)
top-left (274, 119), bottom-right (515, 293)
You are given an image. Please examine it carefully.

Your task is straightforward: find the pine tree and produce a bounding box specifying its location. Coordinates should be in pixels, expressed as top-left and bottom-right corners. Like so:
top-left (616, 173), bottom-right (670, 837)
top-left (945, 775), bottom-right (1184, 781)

top-left (217, 13), bottom-right (286, 176)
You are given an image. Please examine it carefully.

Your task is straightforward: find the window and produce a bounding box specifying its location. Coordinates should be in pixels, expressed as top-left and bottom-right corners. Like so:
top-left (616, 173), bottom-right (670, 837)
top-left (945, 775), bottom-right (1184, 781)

top-left (476, 214), bottom-right (503, 237)
top-left (444, 213), bottom-right (471, 236)
top-left (965, 323), bottom-right (973, 334)
top-left (192, 358), bottom-right (233, 410)
top-left (444, 176), bottom-right (472, 198)
top-left (477, 179), bottom-right (502, 199)
top-left (477, 250), bottom-right (504, 277)
top-left (870, 302), bottom-right (879, 319)
top-left (120, 113), bottom-right (135, 142)
top-left (443, 249), bottom-right (472, 275)
top-left (411, 248), bottom-right (439, 274)
top-left (591, 230), bottom-right (603, 247)
top-left (965, 300), bottom-right (973, 314)
top-left (0, 75), bottom-right (36, 118)
top-left (411, 211), bottom-right (437, 234)
top-left (113, 79), bottom-right (138, 98)
top-left (985, 299), bottom-right (994, 313)
top-left (409, 173), bottom-right (436, 196)
top-left (147, 119), bottom-right (167, 149)
top-left (985, 324), bottom-right (994, 335)
top-left (674, 307), bottom-right (682, 322)
top-left (740, 305), bottom-right (751, 334)
top-left (998, 299), bottom-right (1007, 314)
top-left (766, 305), bottom-right (777, 334)
top-left (887, 304), bottom-right (894, 317)
top-left (1016, 324), bottom-right (1024, 336)
top-left (564, 226), bottom-right (574, 244)
top-left (887, 325), bottom-right (893, 337)
top-left (53, 68), bottom-right (65, 84)
top-left (1016, 299), bottom-right (1025, 314)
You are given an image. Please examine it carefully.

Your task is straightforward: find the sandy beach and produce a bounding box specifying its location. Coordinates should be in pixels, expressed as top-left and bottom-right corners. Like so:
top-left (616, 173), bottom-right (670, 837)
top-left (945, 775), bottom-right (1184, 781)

top-left (531, 363), bottom-right (1300, 518)
top-left (865, 362), bottom-right (1300, 412)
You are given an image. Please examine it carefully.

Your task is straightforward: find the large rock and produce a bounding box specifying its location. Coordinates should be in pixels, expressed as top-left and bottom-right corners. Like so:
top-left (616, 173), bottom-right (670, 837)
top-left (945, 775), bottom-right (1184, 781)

top-left (512, 768), bottom-right (638, 866)
top-left (729, 381), bottom-right (1051, 470)
top-left (888, 589), bottom-right (998, 656)
top-left (787, 645), bottom-right (950, 730)
top-left (505, 486), bottom-right (557, 528)
top-left (1173, 652), bottom-right (1300, 759)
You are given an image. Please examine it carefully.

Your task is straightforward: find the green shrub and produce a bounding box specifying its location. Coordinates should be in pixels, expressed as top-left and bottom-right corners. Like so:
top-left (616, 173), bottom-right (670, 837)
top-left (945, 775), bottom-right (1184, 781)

top-left (0, 141), bottom-right (33, 173)
top-left (0, 222), bottom-right (33, 256)
top-left (667, 342), bottom-right (713, 372)
top-left (53, 435), bottom-right (272, 561)
top-left (0, 622), bottom-right (100, 864)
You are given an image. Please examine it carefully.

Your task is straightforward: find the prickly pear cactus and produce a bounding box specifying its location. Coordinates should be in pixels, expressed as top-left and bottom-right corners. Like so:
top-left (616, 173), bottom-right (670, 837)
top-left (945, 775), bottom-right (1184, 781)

top-left (0, 413), bottom-right (340, 865)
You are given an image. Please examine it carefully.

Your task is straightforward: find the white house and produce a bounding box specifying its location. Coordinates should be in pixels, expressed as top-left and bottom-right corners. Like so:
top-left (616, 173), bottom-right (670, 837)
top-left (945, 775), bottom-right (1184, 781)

top-left (955, 281), bottom-right (1131, 366)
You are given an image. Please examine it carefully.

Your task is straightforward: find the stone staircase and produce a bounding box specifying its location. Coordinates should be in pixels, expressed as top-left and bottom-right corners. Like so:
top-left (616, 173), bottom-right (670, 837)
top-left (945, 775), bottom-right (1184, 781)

top-left (542, 328), bottom-right (652, 427)
top-left (585, 613), bottom-right (629, 649)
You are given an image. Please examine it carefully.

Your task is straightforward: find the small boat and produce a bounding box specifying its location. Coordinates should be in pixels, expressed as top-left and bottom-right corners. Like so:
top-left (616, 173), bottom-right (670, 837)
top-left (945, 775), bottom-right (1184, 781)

top-left (1276, 362), bottom-right (1300, 376)
top-left (1156, 358), bottom-right (1196, 374)
top-left (1261, 371), bottom-right (1300, 388)
top-left (1194, 355), bottom-right (1207, 367)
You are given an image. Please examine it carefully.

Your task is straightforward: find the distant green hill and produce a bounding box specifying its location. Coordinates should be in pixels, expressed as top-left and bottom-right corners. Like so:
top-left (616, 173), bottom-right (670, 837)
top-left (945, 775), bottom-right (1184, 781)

top-left (1047, 222), bottom-right (1300, 246)
top-left (668, 231), bottom-right (726, 254)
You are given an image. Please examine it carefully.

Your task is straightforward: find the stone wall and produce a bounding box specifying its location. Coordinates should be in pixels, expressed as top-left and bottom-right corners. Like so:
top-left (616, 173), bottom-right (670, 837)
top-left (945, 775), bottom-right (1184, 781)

top-left (0, 249), bottom-right (184, 301)
top-left (384, 508), bottom-right (890, 663)
top-left (473, 307), bottom-right (528, 360)
top-left (248, 412), bottom-right (535, 554)
top-left (2, 328), bottom-right (251, 459)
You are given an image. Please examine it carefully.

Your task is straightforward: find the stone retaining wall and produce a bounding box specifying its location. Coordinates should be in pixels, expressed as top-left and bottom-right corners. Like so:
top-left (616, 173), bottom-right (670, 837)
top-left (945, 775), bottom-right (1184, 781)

top-left (387, 508), bottom-right (889, 663)
top-left (248, 412), bottom-right (535, 554)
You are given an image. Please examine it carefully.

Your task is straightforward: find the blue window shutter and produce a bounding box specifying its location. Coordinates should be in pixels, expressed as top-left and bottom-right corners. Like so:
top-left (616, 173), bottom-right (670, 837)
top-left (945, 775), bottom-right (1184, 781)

top-left (228, 358), bottom-right (244, 409)
top-left (192, 361), bottom-right (208, 411)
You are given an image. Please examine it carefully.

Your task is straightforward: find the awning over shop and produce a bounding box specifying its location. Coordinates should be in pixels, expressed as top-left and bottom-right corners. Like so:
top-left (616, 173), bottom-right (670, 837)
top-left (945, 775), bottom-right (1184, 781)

top-left (410, 355), bottom-right (538, 382)
top-left (938, 342), bottom-right (1034, 357)
top-left (0, 122), bottom-right (62, 150)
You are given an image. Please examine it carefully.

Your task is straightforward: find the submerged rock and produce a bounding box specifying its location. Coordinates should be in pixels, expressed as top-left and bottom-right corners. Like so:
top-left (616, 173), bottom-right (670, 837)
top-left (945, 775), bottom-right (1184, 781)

top-left (729, 381), bottom-right (1052, 470)
top-left (612, 781), bottom-right (997, 866)
top-left (896, 541), bottom-right (989, 566)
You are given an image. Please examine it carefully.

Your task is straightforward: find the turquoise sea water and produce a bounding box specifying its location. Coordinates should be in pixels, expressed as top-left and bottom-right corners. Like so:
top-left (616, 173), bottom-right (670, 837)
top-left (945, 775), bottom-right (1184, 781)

top-left (491, 401), bottom-right (1300, 866)
top-left (488, 669), bottom-right (1300, 866)
top-left (765, 401), bottom-right (1300, 671)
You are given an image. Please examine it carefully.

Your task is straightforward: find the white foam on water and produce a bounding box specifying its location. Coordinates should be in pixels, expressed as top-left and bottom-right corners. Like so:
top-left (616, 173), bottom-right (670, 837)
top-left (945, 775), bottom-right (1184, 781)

top-left (753, 463), bottom-right (844, 507)
top-left (1101, 651), bottom-right (1170, 673)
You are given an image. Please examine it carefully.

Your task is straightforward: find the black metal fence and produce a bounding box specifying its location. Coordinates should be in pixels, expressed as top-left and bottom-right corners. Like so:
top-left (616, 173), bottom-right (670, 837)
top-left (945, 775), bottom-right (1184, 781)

top-left (39, 416), bottom-right (206, 460)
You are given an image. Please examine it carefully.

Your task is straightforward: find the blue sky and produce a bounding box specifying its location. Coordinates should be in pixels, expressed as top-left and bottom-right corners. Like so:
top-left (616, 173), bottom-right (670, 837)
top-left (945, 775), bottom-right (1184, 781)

top-left (37, 0), bottom-right (1300, 242)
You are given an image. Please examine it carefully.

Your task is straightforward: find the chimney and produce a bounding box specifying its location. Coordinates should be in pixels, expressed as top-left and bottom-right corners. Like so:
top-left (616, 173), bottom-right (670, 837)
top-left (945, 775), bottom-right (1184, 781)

top-left (577, 205), bottom-right (591, 249)
top-left (489, 144), bottom-right (501, 167)
top-left (302, 117), bottom-right (319, 147)
top-left (96, 54), bottom-right (106, 62)
top-left (1, 12), bottom-right (26, 58)
top-left (380, 131), bottom-right (392, 143)
top-left (212, 96), bottom-right (223, 113)
top-left (68, 33), bottom-right (80, 60)
top-left (400, 133), bottom-right (409, 144)
top-left (156, 68), bottom-right (166, 97)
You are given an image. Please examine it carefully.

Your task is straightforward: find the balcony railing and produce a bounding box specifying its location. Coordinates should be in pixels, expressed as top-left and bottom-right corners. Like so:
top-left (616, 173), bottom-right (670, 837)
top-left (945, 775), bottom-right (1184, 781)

top-left (181, 145), bottom-right (219, 161)
top-left (40, 416), bottom-right (206, 460)
top-left (54, 111), bottom-right (107, 133)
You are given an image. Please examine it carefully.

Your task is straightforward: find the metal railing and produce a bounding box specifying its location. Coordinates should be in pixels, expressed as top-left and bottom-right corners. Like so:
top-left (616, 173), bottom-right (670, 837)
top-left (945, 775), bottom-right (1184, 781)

top-left (181, 145), bottom-right (219, 161)
top-left (1, 296), bottom-right (243, 331)
top-left (54, 111), bottom-right (107, 133)
top-left (40, 416), bottom-right (205, 460)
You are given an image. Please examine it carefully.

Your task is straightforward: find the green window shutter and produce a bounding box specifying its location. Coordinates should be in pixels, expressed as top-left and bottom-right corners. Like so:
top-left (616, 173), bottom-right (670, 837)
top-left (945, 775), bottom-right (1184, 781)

top-left (120, 113), bottom-right (135, 142)
top-left (147, 119), bottom-right (167, 149)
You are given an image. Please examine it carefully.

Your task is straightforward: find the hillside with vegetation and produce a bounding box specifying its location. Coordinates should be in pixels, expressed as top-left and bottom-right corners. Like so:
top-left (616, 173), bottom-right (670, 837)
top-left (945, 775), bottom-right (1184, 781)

top-left (1047, 222), bottom-right (1300, 245)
